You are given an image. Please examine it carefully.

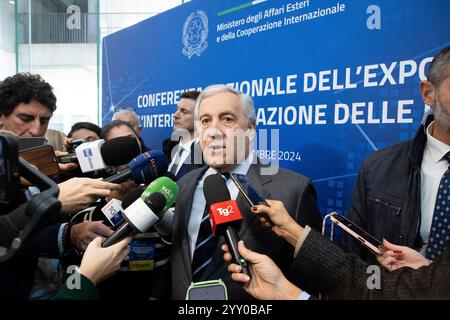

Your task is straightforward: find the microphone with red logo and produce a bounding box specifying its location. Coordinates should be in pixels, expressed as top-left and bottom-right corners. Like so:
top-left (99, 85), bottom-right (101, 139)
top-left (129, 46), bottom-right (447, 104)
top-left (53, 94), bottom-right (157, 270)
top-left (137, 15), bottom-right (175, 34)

top-left (203, 174), bottom-right (251, 278)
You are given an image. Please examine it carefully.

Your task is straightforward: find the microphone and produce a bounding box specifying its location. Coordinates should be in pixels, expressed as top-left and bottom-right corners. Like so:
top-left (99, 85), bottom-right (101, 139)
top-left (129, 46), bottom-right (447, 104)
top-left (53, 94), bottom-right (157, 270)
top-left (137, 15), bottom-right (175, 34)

top-left (57, 153), bottom-right (79, 164)
top-left (104, 150), bottom-right (168, 184)
top-left (101, 176), bottom-right (179, 247)
top-left (101, 136), bottom-right (141, 166)
top-left (203, 174), bottom-right (251, 278)
top-left (119, 185), bottom-right (174, 236)
top-left (57, 136), bottom-right (141, 168)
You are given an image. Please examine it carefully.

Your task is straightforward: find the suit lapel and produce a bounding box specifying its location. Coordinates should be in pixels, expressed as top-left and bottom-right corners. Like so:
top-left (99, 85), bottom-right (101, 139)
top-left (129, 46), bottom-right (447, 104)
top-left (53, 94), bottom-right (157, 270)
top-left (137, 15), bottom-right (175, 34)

top-left (186, 140), bottom-right (205, 172)
top-left (178, 166), bottom-right (209, 278)
top-left (238, 163), bottom-right (272, 237)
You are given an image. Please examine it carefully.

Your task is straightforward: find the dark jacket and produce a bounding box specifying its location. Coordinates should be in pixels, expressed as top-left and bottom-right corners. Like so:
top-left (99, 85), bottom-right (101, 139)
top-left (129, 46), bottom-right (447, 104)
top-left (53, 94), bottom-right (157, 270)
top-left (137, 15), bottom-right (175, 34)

top-left (294, 229), bottom-right (450, 299)
top-left (52, 273), bottom-right (100, 300)
top-left (342, 115), bottom-right (433, 262)
top-left (162, 138), bottom-right (205, 180)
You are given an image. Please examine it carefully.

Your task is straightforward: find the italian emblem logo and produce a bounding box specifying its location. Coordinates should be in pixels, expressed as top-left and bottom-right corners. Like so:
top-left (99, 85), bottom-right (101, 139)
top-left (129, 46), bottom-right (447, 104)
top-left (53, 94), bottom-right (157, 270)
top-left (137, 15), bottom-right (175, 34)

top-left (182, 10), bottom-right (208, 58)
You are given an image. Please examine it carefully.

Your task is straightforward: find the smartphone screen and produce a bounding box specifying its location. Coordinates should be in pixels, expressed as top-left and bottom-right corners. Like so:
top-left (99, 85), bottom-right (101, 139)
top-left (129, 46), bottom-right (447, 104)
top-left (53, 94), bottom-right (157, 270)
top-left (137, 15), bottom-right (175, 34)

top-left (187, 284), bottom-right (227, 300)
top-left (331, 213), bottom-right (384, 254)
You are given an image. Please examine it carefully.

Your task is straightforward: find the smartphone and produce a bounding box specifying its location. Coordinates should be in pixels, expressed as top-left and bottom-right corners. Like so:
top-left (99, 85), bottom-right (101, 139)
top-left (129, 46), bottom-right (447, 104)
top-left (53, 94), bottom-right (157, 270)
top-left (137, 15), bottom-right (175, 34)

top-left (0, 134), bottom-right (20, 205)
top-left (18, 137), bottom-right (47, 151)
top-left (230, 173), bottom-right (274, 226)
top-left (230, 174), bottom-right (267, 207)
top-left (19, 144), bottom-right (60, 177)
top-left (330, 212), bottom-right (385, 255)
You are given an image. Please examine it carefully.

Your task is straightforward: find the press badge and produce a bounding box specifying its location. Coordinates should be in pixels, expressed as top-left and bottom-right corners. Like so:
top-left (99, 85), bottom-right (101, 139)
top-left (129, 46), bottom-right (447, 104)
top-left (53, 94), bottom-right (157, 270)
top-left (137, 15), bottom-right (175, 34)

top-left (127, 236), bottom-right (155, 271)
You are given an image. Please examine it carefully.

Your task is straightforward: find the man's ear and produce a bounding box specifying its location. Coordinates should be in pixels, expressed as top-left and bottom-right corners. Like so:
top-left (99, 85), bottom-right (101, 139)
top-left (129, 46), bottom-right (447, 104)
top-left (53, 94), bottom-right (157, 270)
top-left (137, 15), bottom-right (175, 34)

top-left (419, 80), bottom-right (436, 107)
top-left (247, 121), bottom-right (256, 140)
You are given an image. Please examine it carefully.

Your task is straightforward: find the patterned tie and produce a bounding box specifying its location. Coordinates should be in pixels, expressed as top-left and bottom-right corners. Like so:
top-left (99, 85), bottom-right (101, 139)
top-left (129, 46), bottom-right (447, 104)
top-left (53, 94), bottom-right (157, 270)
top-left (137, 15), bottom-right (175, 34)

top-left (191, 173), bottom-right (230, 281)
top-left (426, 151), bottom-right (450, 260)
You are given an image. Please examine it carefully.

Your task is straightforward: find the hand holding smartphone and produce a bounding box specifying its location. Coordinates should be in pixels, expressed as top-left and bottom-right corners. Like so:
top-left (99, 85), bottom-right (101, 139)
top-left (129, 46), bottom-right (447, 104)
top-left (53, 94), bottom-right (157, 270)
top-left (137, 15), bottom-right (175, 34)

top-left (330, 212), bottom-right (386, 255)
top-left (230, 174), bottom-right (274, 227)
top-left (19, 144), bottom-right (60, 177)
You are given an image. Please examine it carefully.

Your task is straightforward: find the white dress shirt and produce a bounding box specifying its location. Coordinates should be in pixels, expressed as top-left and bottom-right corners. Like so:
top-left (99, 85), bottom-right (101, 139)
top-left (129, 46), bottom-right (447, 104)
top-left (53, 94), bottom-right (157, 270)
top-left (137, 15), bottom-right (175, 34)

top-left (168, 138), bottom-right (197, 175)
top-left (420, 121), bottom-right (450, 255)
top-left (188, 152), bottom-right (255, 259)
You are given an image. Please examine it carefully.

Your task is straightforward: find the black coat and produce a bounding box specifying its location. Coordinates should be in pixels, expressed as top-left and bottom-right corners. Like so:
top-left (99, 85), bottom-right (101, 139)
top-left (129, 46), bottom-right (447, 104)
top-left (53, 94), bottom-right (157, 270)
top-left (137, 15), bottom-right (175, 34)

top-left (295, 229), bottom-right (450, 299)
top-left (342, 115), bottom-right (433, 262)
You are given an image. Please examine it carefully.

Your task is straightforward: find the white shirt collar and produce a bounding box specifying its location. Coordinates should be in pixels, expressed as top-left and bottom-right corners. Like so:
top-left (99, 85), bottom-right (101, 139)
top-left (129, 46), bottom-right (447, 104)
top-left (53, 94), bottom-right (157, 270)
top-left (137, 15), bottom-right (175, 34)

top-left (179, 137), bottom-right (197, 152)
top-left (425, 121), bottom-right (450, 164)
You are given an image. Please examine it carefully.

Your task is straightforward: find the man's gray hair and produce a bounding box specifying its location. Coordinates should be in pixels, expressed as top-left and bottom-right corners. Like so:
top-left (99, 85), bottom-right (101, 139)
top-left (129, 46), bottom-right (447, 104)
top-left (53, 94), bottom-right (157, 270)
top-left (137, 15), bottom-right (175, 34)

top-left (112, 108), bottom-right (140, 123)
top-left (194, 84), bottom-right (256, 127)
top-left (428, 45), bottom-right (450, 87)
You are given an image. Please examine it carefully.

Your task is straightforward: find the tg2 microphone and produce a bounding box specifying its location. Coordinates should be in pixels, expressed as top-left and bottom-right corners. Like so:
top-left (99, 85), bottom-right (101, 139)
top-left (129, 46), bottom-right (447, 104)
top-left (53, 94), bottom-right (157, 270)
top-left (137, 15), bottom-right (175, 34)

top-left (203, 174), bottom-right (251, 278)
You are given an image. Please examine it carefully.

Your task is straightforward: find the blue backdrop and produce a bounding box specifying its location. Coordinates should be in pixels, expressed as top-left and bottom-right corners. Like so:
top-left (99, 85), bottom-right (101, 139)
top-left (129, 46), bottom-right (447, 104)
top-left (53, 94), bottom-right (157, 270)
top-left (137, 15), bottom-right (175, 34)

top-left (102, 0), bottom-right (450, 218)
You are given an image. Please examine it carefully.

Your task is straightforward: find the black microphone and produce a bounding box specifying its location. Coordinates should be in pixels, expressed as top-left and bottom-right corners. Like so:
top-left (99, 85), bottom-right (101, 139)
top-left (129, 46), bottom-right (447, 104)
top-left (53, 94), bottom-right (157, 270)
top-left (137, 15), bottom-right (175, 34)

top-left (104, 150), bottom-right (167, 184)
top-left (203, 174), bottom-right (251, 278)
top-left (121, 186), bottom-right (145, 208)
top-left (57, 153), bottom-right (79, 164)
top-left (101, 136), bottom-right (141, 166)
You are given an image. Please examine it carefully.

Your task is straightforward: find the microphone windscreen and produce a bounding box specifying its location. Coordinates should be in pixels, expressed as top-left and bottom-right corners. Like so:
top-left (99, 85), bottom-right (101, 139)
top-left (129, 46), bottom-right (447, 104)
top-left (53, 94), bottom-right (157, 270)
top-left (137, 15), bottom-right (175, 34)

top-left (121, 186), bottom-right (145, 209)
top-left (128, 150), bottom-right (168, 184)
top-left (144, 192), bottom-right (166, 216)
top-left (142, 176), bottom-right (179, 213)
top-left (101, 136), bottom-right (141, 166)
top-left (203, 174), bottom-right (231, 207)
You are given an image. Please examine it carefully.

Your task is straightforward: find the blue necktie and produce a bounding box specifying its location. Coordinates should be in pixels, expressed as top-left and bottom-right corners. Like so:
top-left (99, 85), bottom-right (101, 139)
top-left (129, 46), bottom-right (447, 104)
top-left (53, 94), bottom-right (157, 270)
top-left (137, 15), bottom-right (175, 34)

top-left (191, 173), bottom-right (230, 281)
top-left (426, 151), bottom-right (450, 260)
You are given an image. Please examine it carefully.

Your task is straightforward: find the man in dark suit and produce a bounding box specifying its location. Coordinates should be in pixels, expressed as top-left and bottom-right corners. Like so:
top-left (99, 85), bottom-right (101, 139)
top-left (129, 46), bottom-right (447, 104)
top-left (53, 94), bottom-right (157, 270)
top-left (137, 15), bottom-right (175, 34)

top-left (171, 84), bottom-right (322, 299)
top-left (343, 45), bottom-right (450, 263)
top-left (223, 200), bottom-right (450, 299)
top-left (163, 90), bottom-right (205, 180)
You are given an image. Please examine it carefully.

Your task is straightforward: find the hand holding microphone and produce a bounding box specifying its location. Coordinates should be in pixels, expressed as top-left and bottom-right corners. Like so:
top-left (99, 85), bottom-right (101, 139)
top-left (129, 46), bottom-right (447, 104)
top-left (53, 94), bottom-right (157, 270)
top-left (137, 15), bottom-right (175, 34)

top-left (56, 136), bottom-right (142, 172)
top-left (221, 240), bottom-right (302, 300)
top-left (101, 176), bottom-right (179, 247)
top-left (204, 174), bottom-right (251, 278)
top-left (58, 177), bottom-right (121, 214)
top-left (104, 150), bottom-right (168, 184)
top-left (80, 236), bottom-right (132, 285)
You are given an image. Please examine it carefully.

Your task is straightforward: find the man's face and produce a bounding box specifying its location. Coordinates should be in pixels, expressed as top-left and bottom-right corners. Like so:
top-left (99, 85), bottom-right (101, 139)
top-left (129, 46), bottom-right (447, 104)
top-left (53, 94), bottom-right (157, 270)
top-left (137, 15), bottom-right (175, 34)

top-left (173, 98), bottom-right (195, 133)
top-left (0, 100), bottom-right (52, 137)
top-left (198, 91), bottom-right (255, 172)
top-left (433, 70), bottom-right (450, 134)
